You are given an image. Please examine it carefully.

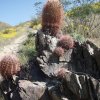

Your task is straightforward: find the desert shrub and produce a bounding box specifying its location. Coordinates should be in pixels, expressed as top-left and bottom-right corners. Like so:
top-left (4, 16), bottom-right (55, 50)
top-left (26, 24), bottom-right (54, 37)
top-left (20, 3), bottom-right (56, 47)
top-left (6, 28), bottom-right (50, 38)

top-left (18, 33), bottom-right (36, 65)
top-left (67, 4), bottom-right (93, 18)
top-left (67, 2), bottom-right (100, 18)
top-left (27, 32), bottom-right (35, 38)
top-left (0, 55), bottom-right (21, 78)
top-left (53, 47), bottom-right (64, 57)
top-left (70, 32), bottom-right (85, 43)
top-left (0, 28), bottom-right (16, 39)
top-left (61, 0), bottom-right (100, 38)
top-left (42, 0), bottom-right (64, 36)
top-left (62, 24), bottom-right (85, 43)
top-left (30, 18), bottom-right (41, 29)
top-left (64, 12), bottom-right (100, 38)
top-left (92, 2), bottom-right (100, 13)
top-left (57, 35), bottom-right (74, 50)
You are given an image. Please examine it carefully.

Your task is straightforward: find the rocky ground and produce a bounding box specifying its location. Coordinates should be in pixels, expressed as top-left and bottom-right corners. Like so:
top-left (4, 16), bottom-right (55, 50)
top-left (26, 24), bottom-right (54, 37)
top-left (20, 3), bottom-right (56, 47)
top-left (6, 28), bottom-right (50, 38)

top-left (0, 29), bottom-right (100, 100)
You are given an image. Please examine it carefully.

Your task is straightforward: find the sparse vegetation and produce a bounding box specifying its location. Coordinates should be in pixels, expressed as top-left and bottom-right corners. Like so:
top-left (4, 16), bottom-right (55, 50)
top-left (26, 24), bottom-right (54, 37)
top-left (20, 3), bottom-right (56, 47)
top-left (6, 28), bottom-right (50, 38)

top-left (0, 27), bottom-right (17, 47)
top-left (18, 32), bottom-right (36, 65)
top-left (0, 22), bottom-right (11, 31)
top-left (0, 28), bottom-right (17, 38)
top-left (63, 1), bottom-right (100, 39)
top-left (0, 21), bottom-right (31, 48)
top-left (67, 2), bottom-right (100, 18)
top-left (30, 18), bottom-right (41, 30)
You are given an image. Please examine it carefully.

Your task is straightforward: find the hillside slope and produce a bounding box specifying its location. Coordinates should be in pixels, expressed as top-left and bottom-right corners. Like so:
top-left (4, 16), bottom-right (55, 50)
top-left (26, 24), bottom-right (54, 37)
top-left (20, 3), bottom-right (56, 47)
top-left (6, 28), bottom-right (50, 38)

top-left (0, 21), bottom-right (11, 31)
top-left (0, 21), bottom-right (32, 47)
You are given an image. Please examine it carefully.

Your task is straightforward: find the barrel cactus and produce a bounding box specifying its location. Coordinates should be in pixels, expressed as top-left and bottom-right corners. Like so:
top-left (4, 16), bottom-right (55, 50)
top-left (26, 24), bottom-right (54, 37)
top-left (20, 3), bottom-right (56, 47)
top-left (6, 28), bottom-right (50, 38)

top-left (54, 68), bottom-right (69, 78)
top-left (57, 35), bottom-right (74, 50)
top-left (53, 47), bottom-right (64, 57)
top-left (0, 55), bottom-right (21, 78)
top-left (42, 0), bottom-right (64, 36)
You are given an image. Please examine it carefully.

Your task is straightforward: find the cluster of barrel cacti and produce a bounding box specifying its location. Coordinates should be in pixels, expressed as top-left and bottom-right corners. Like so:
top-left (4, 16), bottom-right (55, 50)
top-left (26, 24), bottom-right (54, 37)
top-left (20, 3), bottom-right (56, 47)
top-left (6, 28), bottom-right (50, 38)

top-left (54, 35), bottom-right (74, 57)
top-left (0, 55), bottom-right (21, 79)
top-left (41, 0), bottom-right (74, 57)
top-left (0, 0), bottom-right (74, 79)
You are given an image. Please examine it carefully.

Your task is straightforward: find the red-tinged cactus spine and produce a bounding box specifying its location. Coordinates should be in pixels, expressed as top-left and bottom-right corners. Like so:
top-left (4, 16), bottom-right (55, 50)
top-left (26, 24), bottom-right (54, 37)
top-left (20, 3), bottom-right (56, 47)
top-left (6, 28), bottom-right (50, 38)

top-left (53, 47), bottom-right (64, 57)
top-left (56, 33), bottom-right (63, 39)
top-left (57, 35), bottom-right (74, 50)
top-left (55, 68), bottom-right (68, 78)
top-left (42, 0), bottom-right (64, 36)
top-left (0, 55), bottom-right (21, 78)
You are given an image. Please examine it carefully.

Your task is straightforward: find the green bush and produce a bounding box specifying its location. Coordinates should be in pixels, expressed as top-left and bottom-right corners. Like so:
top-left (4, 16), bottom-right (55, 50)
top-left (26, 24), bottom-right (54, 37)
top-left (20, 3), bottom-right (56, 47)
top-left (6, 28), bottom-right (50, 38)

top-left (70, 32), bottom-right (85, 43)
top-left (64, 2), bottom-right (100, 38)
top-left (18, 33), bottom-right (37, 65)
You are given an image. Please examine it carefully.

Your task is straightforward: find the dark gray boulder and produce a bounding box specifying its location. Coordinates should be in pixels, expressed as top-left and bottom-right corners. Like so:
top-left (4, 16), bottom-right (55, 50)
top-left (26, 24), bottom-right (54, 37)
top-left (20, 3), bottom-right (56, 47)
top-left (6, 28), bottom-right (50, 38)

top-left (12, 81), bottom-right (47, 100)
top-left (36, 30), bottom-right (100, 79)
top-left (35, 30), bottom-right (100, 100)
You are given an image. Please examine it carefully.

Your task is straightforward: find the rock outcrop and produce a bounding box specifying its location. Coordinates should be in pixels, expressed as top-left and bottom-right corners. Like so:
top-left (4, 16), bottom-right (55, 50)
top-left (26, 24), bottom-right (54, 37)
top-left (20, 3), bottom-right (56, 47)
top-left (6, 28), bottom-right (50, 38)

top-left (0, 29), bottom-right (100, 100)
top-left (0, 30), bottom-right (100, 100)
top-left (35, 30), bottom-right (100, 100)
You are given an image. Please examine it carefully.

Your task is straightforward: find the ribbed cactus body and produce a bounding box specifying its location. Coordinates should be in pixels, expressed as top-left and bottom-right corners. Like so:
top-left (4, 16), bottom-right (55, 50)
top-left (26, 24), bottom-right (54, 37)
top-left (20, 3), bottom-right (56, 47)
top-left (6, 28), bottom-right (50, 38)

top-left (57, 35), bottom-right (74, 50)
top-left (53, 47), bottom-right (64, 57)
top-left (42, 0), bottom-right (64, 36)
top-left (0, 55), bottom-right (21, 78)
